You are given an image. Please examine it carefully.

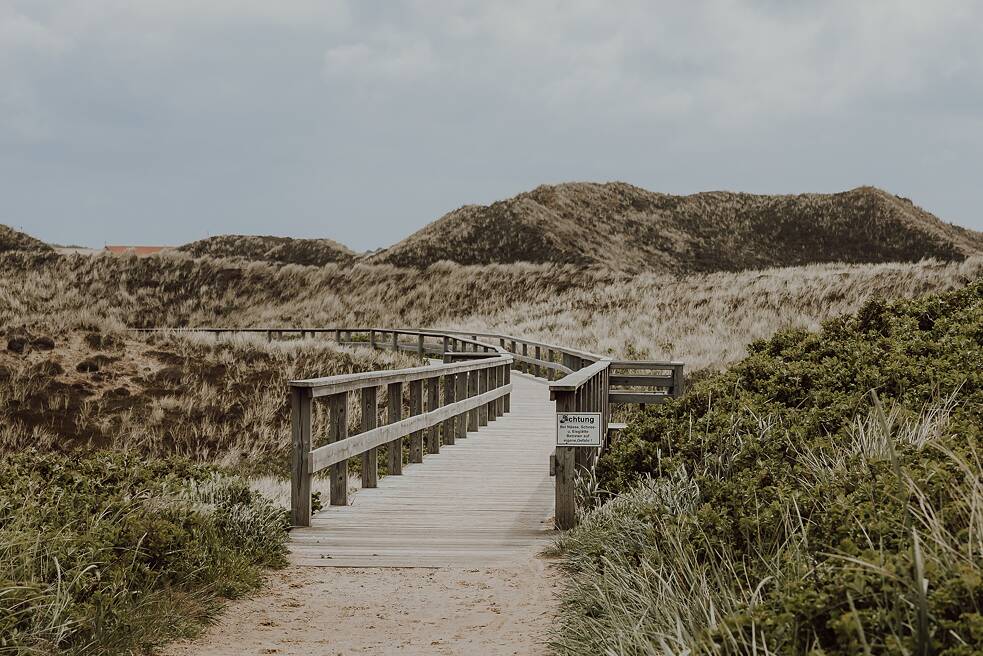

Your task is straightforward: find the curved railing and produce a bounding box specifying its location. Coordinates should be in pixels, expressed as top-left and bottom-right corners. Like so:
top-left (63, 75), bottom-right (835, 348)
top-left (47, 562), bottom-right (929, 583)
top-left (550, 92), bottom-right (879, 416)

top-left (131, 325), bottom-right (684, 528)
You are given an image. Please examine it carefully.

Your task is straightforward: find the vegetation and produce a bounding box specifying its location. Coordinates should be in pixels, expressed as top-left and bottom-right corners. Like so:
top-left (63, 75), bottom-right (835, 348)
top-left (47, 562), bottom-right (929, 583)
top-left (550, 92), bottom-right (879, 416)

top-left (552, 281), bottom-right (982, 655)
top-left (456, 257), bottom-right (983, 370)
top-left (0, 451), bottom-right (287, 654)
top-left (369, 183), bottom-right (983, 271)
top-left (178, 234), bottom-right (355, 266)
top-left (2, 206), bottom-right (981, 654)
top-left (0, 225), bottom-right (50, 253)
top-left (3, 248), bottom-right (980, 373)
top-left (0, 325), bottom-right (418, 474)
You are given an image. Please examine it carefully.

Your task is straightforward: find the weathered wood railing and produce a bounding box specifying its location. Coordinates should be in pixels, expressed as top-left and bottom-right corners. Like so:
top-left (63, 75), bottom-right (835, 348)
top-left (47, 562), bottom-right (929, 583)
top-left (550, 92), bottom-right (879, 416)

top-left (131, 326), bottom-right (684, 530)
top-left (549, 359), bottom-right (611, 529)
top-left (289, 352), bottom-right (512, 526)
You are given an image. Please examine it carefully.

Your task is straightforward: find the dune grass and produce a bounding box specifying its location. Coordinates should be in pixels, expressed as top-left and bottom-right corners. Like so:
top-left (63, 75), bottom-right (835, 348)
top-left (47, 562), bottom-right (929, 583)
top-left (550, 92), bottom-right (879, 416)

top-left (550, 281), bottom-right (982, 655)
top-left (0, 452), bottom-right (288, 655)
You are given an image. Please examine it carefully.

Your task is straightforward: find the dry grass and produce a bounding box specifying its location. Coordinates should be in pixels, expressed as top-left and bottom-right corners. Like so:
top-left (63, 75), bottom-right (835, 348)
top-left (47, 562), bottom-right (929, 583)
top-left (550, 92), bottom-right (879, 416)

top-left (178, 234), bottom-right (356, 266)
top-left (456, 257), bottom-right (983, 370)
top-left (2, 251), bottom-right (980, 376)
top-left (0, 225), bottom-right (51, 253)
top-left (0, 325), bottom-right (418, 475)
top-left (369, 183), bottom-right (983, 271)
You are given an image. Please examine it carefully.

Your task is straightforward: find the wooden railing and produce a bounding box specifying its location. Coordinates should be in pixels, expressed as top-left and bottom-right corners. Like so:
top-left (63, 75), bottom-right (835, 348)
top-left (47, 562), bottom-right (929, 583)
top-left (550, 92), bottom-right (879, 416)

top-left (289, 352), bottom-right (512, 526)
top-left (549, 359), bottom-right (611, 529)
top-left (130, 326), bottom-right (684, 530)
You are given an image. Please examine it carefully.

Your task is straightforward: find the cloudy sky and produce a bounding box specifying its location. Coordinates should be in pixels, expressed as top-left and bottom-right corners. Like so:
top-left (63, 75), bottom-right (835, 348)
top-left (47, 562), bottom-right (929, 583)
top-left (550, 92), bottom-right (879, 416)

top-left (2, 1), bottom-right (981, 250)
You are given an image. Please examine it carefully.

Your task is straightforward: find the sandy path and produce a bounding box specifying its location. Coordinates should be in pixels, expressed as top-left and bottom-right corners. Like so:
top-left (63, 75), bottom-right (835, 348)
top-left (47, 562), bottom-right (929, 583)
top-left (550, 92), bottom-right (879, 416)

top-left (164, 557), bottom-right (558, 656)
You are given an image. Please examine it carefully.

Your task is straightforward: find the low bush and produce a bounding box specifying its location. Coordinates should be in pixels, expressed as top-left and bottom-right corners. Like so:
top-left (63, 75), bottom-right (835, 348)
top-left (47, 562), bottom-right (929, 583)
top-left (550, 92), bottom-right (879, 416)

top-left (0, 451), bottom-right (288, 654)
top-left (553, 280), bottom-right (982, 655)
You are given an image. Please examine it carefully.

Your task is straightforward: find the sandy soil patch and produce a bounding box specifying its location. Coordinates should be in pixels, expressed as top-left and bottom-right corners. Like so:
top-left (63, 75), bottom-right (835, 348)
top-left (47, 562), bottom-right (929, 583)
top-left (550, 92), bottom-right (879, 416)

top-left (163, 558), bottom-right (558, 656)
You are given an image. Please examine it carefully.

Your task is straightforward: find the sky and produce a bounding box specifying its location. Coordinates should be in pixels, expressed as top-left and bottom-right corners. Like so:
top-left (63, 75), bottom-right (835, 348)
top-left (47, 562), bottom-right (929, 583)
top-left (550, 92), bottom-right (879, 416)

top-left (2, 0), bottom-right (982, 251)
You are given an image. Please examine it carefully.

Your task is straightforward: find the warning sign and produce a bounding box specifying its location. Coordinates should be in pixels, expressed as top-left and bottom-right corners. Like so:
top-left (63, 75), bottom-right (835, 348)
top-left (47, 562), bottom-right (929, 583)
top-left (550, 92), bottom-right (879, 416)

top-left (556, 413), bottom-right (602, 447)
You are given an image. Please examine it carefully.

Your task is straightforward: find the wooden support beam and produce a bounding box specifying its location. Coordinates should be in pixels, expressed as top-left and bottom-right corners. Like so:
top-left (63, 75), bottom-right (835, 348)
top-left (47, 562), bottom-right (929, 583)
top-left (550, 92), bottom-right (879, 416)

top-left (456, 371), bottom-right (468, 440)
top-left (361, 387), bottom-right (378, 488)
top-left (426, 376), bottom-right (440, 454)
top-left (328, 392), bottom-right (348, 507)
top-left (554, 391), bottom-right (576, 530)
top-left (290, 387), bottom-right (312, 527)
top-left (503, 366), bottom-right (511, 413)
top-left (478, 369), bottom-right (495, 426)
top-left (409, 379), bottom-right (424, 463)
top-left (442, 373), bottom-right (456, 445)
top-left (467, 370), bottom-right (479, 432)
top-left (387, 382), bottom-right (403, 475)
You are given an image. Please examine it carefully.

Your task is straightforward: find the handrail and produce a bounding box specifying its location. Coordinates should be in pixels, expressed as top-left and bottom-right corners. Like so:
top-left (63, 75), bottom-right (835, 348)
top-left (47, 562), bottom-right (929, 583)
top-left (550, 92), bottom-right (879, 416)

top-left (549, 358), bottom-right (611, 391)
top-left (130, 324), bottom-right (685, 531)
top-left (424, 328), bottom-right (605, 362)
top-left (290, 351), bottom-right (512, 526)
top-left (291, 355), bottom-right (510, 397)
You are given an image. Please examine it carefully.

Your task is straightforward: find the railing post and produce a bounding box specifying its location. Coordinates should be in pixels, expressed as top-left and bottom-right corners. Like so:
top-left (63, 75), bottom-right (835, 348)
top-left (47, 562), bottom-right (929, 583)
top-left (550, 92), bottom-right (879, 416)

top-left (392, 331), bottom-right (399, 351)
top-left (534, 346), bottom-right (542, 378)
top-left (482, 367), bottom-right (498, 424)
top-left (361, 387), bottom-right (378, 488)
top-left (370, 329), bottom-right (376, 350)
top-left (672, 364), bottom-right (685, 398)
top-left (547, 349), bottom-right (555, 380)
top-left (426, 376), bottom-right (440, 454)
top-left (554, 389), bottom-right (577, 530)
top-left (290, 386), bottom-right (312, 527)
top-left (575, 381), bottom-right (592, 470)
top-left (387, 381), bottom-right (403, 475)
top-left (334, 329), bottom-right (341, 342)
top-left (456, 371), bottom-right (468, 440)
top-left (328, 392), bottom-right (348, 506)
top-left (503, 364), bottom-right (511, 413)
top-left (522, 343), bottom-right (529, 374)
top-left (418, 334), bottom-right (425, 356)
top-left (409, 379), bottom-right (424, 462)
top-left (479, 366), bottom-right (489, 426)
top-left (443, 373), bottom-right (456, 445)
top-left (443, 335), bottom-right (450, 354)
top-left (493, 365), bottom-right (504, 418)
top-left (467, 369), bottom-right (479, 432)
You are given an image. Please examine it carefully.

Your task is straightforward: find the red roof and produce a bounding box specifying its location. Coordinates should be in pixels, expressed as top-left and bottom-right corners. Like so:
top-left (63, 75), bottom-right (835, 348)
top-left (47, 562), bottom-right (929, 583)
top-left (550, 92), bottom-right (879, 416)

top-left (104, 245), bottom-right (170, 256)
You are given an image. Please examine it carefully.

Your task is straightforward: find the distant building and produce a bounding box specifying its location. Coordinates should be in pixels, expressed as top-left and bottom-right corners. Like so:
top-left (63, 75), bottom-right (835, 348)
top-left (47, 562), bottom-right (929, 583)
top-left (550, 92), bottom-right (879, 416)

top-left (104, 245), bottom-right (171, 256)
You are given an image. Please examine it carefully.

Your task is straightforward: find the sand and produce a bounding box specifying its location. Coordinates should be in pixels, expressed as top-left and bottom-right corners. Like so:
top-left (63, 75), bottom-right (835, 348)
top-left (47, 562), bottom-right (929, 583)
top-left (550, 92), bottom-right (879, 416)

top-left (163, 557), bottom-right (559, 656)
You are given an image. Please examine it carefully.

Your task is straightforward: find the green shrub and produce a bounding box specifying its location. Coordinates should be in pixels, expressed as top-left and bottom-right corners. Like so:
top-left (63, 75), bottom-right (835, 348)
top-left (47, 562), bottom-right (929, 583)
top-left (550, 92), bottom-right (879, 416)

top-left (0, 451), bottom-right (288, 654)
top-left (554, 280), bottom-right (982, 655)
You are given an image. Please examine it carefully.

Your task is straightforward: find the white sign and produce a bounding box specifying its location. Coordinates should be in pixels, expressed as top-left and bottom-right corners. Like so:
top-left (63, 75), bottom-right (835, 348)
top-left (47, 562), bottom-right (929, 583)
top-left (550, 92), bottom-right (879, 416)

top-left (556, 413), bottom-right (602, 447)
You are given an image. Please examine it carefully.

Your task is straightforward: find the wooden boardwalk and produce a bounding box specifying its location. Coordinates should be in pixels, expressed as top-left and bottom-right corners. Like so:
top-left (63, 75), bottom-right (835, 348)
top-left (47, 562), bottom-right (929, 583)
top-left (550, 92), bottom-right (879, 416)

top-left (290, 373), bottom-right (557, 568)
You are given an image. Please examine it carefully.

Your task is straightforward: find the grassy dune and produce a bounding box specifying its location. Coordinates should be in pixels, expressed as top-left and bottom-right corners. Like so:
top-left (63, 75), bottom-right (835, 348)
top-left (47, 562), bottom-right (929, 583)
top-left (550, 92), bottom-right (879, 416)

top-left (3, 250), bottom-right (980, 373)
top-left (551, 282), bottom-right (982, 655)
top-left (461, 257), bottom-right (983, 370)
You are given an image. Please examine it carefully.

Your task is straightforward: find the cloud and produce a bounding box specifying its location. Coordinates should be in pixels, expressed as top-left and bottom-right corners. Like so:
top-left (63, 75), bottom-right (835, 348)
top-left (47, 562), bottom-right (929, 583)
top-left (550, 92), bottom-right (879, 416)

top-left (324, 35), bottom-right (437, 80)
top-left (1, 0), bottom-right (982, 248)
